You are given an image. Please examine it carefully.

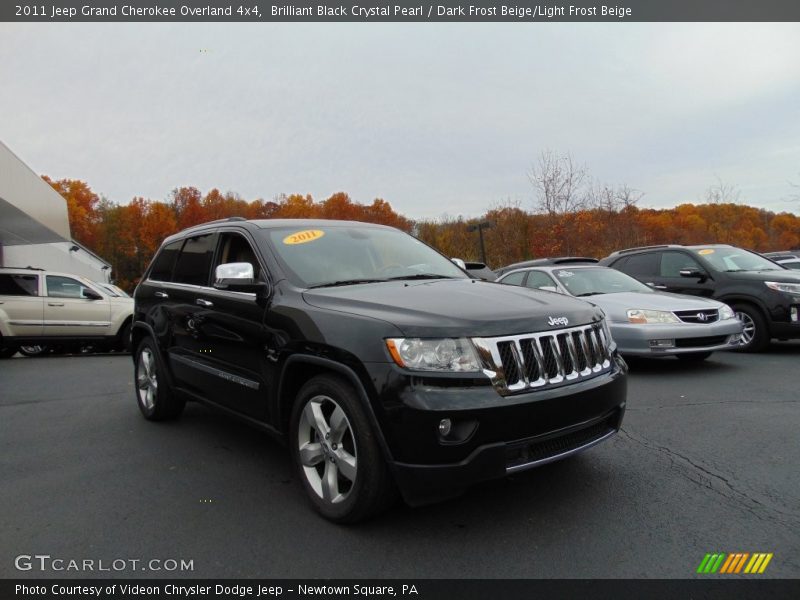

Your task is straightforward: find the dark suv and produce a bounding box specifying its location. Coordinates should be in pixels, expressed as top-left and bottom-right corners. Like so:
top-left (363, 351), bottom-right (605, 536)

top-left (132, 218), bottom-right (627, 522)
top-left (600, 244), bottom-right (800, 352)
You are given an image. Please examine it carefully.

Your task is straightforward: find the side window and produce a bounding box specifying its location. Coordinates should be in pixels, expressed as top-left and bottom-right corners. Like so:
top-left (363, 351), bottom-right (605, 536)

top-left (617, 253), bottom-right (658, 277)
top-left (660, 252), bottom-right (702, 278)
top-left (149, 240), bottom-right (183, 282)
top-left (46, 275), bottom-right (93, 299)
top-left (525, 271), bottom-right (557, 290)
top-left (173, 233), bottom-right (217, 286)
top-left (0, 274), bottom-right (39, 296)
top-left (215, 232), bottom-right (262, 280)
top-left (500, 271), bottom-right (526, 286)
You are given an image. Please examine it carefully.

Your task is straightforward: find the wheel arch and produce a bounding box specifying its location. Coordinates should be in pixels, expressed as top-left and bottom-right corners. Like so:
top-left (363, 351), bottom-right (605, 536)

top-left (276, 355), bottom-right (395, 465)
top-left (130, 321), bottom-right (176, 387)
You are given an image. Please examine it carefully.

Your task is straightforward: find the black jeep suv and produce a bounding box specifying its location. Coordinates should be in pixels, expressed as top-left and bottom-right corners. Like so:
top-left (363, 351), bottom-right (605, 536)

top-left (600, 244), bottom-right (800, 352)
top-left (133, 218), bottom-right (627, 522)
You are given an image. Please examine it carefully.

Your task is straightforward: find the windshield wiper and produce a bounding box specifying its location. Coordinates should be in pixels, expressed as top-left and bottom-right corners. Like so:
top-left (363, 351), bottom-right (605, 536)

top-left (307, 278), bottom-right (387, 289)
top-left (386, 274), bottom-right (455, 281)
top-left (575, 292), bottom-right (601, 297)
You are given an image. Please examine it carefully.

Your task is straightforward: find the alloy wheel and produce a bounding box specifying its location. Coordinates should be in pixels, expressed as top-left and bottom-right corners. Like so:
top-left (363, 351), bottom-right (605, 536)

top-left (735, 311), bottom-right (755, 346)
top-left (136, 347), bottom-right (158, 410)
top-left (297, 395), bottom-right (358, 504)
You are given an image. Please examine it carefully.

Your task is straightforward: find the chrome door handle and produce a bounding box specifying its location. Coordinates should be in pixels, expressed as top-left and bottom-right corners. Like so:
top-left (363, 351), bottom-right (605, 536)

top-left (48, 302), bottom-right (65, 306)
top-left (154, 291), bottom-right (169, 298)
top-left (196, 299), bottom-right (214, 307)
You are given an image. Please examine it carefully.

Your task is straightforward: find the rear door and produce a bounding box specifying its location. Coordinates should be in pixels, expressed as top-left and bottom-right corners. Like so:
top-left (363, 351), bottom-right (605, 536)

top-left (0, 272), bottom-right (44, 338)
top-left (42, 275), bottom-right (112, 338)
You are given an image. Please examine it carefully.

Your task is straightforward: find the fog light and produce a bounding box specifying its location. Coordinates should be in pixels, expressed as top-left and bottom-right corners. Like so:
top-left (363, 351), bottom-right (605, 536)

top-left (438, 418), bottom-right (452, 437)
top-left (792, 306), bottom-right (798, 323)
top-left (649, 339), bottom-right (675, 349)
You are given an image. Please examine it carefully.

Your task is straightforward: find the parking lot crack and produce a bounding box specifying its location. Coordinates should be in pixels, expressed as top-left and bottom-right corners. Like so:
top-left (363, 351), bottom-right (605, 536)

top-left (618, 427), bottom-right (800, 532)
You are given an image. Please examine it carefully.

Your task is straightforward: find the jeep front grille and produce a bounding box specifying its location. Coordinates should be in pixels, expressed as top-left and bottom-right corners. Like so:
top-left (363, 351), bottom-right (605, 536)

top-left (472, 322), bottom-right (613, 396)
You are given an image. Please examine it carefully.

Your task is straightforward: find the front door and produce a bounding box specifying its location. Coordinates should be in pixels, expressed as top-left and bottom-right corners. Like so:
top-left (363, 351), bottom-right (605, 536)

top-left (42, 275), bottom-right (112, 338)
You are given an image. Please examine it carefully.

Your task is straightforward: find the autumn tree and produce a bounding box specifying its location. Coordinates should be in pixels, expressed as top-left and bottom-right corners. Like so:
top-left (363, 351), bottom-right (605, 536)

top-left (43, 177), bottom-right (101, 248)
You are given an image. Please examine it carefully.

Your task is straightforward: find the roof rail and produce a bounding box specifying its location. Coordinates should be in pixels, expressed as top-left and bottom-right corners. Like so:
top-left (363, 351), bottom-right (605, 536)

top-left (615, 244), bottom-right (678, 255)
top-left (180, 216), bottom-right (249, 232)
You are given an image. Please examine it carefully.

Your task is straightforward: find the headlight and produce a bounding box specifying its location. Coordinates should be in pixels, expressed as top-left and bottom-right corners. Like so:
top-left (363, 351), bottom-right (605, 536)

top-left (386, 338), bottom-right (481, 372)
top-left (719, 305), bottom-right (735, 320)
top-left (627, 309), bottom-right (680, 324)
top-left (765, 281), bottom-right (800, 294)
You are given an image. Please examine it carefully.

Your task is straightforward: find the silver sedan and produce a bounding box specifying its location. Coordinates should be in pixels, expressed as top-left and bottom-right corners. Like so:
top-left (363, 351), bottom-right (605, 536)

top-left (496, 263), bottom-right (743, 361)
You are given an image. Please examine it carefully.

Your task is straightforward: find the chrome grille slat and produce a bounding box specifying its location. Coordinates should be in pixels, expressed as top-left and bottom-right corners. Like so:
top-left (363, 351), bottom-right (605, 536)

top-left (472, 322), bottom-right (614, 397)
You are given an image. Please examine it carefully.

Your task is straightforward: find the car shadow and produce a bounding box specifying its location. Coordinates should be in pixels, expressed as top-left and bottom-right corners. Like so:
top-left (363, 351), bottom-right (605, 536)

top-left (623, 355), bottom-right (737, 374)
top-left (173, 400), bottom-right (614, 536)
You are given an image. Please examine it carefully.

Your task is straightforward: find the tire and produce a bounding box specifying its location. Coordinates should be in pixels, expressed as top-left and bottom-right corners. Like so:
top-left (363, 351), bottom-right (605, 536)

top-left (290, 374), bottom-right (395, 523)
top-left (19, 345), bottom-right (49, 357)
top-left (731, 304), bottom-right (770, 353)
top-left (676, 351), bottom-right (712, 362)
top-left (118, 322), bottom-right (132, 353)
top-left (134, 337), bottom-right (185, 421)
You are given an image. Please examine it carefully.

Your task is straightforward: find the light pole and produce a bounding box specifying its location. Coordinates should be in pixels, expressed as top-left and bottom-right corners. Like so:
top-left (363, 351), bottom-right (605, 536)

top-left (467, 221), bottom-right (493, 265)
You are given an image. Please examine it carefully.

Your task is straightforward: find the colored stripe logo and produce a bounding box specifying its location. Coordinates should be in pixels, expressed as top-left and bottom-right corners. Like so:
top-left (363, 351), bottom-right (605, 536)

top-left (697, 552), bottom-right (773, 574)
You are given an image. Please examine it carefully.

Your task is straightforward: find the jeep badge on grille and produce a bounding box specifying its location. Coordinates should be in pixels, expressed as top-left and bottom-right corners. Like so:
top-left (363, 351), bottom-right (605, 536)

top-left (547, 316), bottom-right (569, 327)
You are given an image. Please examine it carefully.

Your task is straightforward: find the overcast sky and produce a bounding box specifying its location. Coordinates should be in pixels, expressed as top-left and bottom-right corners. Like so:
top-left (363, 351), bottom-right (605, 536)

top-left (1, 23), bottom-right (799, 219)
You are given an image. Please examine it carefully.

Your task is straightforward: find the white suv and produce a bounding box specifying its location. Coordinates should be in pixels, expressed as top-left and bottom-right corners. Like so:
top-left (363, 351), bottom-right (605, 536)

top-left (0, 267), bottom-right (133, 358)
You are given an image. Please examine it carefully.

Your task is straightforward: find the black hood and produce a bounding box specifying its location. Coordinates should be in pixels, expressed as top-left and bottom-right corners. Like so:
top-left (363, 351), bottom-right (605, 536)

top-left (302, 279), bottom-right (603, 337)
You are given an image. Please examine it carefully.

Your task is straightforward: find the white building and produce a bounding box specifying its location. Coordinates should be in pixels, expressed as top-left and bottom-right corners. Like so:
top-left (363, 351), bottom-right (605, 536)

top-left (0, 140), bottom-right (111, 282)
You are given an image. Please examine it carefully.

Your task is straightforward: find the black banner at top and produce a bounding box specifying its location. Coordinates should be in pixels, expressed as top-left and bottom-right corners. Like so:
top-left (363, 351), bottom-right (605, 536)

top-left (4, 0), bottom-right (800, 22)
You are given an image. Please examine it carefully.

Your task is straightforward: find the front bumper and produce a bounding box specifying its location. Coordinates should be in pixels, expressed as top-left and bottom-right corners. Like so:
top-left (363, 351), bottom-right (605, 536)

top-left (369, 358), bottom-right (627, 505)
top-left (609, 319), bottom-right (743, 356)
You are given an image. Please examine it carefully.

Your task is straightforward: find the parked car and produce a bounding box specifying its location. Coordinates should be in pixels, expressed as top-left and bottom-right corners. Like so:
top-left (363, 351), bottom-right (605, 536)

top-left (495, 256), bottom-right (597, 278)
top-left (599, 244), bottom-right (800, 351)
top-left (0, 267), bottom-right (133, 358)
top-left (132, 218), bottom-right (628, 522)
top-left (496, 259), bottom-right (742, 361)
top-left (763, 252), bottom-right (800, 271)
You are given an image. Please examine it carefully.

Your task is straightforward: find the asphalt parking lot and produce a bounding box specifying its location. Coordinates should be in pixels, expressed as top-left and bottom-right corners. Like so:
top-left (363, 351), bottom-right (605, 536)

top-left (1, 346), bottom-right (799, 579)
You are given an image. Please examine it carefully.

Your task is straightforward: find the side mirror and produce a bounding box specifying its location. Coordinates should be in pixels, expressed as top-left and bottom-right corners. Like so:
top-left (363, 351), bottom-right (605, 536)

top-left (679, 269), bottom-right (706, 281)
top-left (83, 289), bottom-right (103, 300)
top-left (451, 258), bottom-right (466, 269)
top-left (214, 262), bottom-right (270, 295)
top-left (539, 285), bottom-right (558, 293)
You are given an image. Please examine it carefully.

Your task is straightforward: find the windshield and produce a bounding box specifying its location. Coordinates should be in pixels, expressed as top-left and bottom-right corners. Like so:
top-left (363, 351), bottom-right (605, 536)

top-left (264, 225), bottom-right (468, 288)
top-left (552, 267), bottom-right (653, 296)
top-left (693, 247), bottom-right (784, 272)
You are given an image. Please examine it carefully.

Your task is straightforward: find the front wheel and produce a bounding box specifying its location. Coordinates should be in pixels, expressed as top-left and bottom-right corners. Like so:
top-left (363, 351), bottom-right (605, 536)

top-left (731, 304), bottom-right (770, 353)
top-left (134, 338), bottom-right (185, 420)
top-left (290, 374), bottom-right (395, 523)
top-left (676, 351), bottom-right (712, 362)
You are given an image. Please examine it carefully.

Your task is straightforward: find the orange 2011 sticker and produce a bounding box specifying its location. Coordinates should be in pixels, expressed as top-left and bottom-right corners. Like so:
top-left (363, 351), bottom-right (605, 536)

top-left (698, 249), bottom-right (715, 255)
top-left (283, 229), bottom-right (325, 245)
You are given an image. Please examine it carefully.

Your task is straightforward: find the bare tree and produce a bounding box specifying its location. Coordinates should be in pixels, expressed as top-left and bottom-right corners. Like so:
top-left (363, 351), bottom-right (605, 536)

top-left (528, 150), bottom-right (587, 216)
top-left (704, 176), bottom-right (741, 204)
